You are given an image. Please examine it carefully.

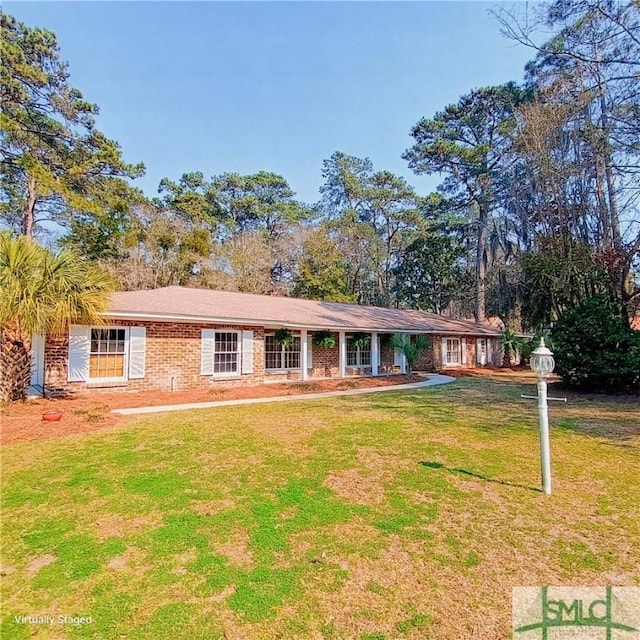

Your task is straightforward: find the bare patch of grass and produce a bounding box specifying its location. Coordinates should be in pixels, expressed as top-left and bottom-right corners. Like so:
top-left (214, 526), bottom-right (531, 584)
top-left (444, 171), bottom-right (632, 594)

top-left (93, 513), bottom-right (163, 540)
top-left (214, 530), bottom-right (255, 569)
top-left (2, 376), bottom-right (638, 640)
top-left (192, 498), bottom-right (237, 517)
top-left (27, 554), bottom-right (57, 576)
top-left (324, 469), bottom-right (385, 506)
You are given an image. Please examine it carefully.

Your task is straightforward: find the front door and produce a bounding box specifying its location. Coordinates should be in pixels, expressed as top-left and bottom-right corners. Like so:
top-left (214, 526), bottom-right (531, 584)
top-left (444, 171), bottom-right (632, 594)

top-left (29, 334), bottom-right (45, 395)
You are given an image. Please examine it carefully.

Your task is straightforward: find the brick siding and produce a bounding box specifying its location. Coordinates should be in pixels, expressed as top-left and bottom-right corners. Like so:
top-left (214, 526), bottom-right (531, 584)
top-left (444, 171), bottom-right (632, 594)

top-left (44, 321), bottom-right (265, 395)
top-left (42, 322), bottom-right (499, 395)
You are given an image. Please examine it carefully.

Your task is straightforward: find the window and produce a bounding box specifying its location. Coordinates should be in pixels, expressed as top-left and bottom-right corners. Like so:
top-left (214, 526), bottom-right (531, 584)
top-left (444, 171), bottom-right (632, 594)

top-left (90, 328), bottom-right (127, 379)
top-left (477, 338), bottom-right (488, 365)
top-left (265, 335), bottom-right (301, 370)
top-left (201, 329), bottom-right (249, 377)
top-left (445, 338), bottom-right (461, 365)
top-left (214, 331), bottom-right (239, 374)
top-left (347, 337), bottom-right (371, 367)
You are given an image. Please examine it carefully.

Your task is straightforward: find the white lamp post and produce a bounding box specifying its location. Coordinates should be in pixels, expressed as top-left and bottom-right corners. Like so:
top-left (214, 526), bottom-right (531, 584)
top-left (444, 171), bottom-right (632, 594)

top-left (529, 338), bottom-right (555, 495)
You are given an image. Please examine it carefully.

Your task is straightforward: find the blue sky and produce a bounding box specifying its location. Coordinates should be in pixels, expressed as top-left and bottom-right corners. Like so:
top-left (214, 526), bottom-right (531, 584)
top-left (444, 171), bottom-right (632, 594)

top-left (8, 1), bottom-right (536, 204)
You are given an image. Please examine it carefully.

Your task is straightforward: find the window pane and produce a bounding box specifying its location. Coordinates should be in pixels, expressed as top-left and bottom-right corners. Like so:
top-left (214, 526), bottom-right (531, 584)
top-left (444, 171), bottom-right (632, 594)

top-left (89, 354), bottom-right (124, 378)
top-left (265, 336), bottom-right (281, 370)
top-left (347, 338), bottom-right (357, 366)
top-left (347, 337), bottom-right (370, 367)
top-left (212, 331), bottom-right (239, 373)
top-left (447, 339), bottom-right (460, 364)
top-left (89, 327), bottom-right (126, 378)
top-left (284, 350), bottom-right (300, 368)
top-left (265, 334), bottom-right (300, 370)
top-left (266, 352), bottom-right (282, 369)
top-left (214, 353), bottom-right (238, 373)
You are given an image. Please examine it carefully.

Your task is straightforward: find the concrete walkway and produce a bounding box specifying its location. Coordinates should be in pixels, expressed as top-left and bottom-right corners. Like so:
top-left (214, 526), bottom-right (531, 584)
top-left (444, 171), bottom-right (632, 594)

top-left (112, 374), bottom-right (456, 416)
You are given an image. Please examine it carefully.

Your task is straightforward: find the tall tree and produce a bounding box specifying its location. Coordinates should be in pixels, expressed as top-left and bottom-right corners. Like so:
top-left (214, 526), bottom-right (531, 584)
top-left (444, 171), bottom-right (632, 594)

top-left (393, 232), bottom-right (470, 314)
top-left (95, 203), bottom-right (214, 290)
top-left (158, 171), bottom-right (311, 291)
top-left (0, 13), bottom-right (144, 239)
top-left (0, 232), bottom-right (112, 402)
top-left (320, 152), bottom-right (423, 306)
top-left (158, 171), bottom-right (311, 240)
top-left (403, 83), bottom-right (526, 323)
top-left (497, 0), bottom-right (640, 313)
top-left (293, 227), bottom-right (356, 303)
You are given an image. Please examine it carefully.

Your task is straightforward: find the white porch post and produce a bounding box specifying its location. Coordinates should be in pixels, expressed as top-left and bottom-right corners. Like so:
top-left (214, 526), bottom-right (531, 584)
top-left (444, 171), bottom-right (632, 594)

top-left (301, 329), bottom-right (308, 380)
top-left (371, 331), bottom-right (379, 376)
top-left (339, 330), bottom-right (346, 378)
top-left (401, 334), bottom-right (407, 374)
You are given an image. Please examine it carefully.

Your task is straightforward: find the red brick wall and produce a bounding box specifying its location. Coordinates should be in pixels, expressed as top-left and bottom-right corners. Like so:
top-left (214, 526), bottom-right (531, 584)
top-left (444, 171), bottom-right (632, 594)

top-left (412, 336), bottom-right (436, 371)
top-left (431, 335), bottom-right (501, 369)
top-left (44, 321), bottom-right (265, 395)
top-left (310, 331), bottom-right (340, 377)
top-left (43, 321), bottom-right (501, 395)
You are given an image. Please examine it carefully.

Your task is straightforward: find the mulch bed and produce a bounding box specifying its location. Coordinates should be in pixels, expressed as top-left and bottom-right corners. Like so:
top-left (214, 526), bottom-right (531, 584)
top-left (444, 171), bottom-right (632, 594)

top-left (1, 374), bottom-right (424, 445)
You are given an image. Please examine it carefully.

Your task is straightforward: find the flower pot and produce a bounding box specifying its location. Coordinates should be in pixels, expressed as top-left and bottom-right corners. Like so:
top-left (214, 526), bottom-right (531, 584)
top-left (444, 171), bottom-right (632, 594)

top-left (42, 410), bottom-right (63, 422)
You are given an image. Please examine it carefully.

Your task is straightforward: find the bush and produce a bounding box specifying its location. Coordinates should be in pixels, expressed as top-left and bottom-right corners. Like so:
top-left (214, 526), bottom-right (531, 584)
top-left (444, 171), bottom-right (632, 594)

top-left (551, 295), bottom-right (640, 394)
top-left (390, 334), bottom-right (429, 374)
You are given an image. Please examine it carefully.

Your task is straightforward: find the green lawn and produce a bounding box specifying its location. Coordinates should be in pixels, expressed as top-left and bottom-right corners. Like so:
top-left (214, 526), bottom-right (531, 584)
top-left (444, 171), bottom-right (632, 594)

top-left (1, 377), bottom-right (639, 639)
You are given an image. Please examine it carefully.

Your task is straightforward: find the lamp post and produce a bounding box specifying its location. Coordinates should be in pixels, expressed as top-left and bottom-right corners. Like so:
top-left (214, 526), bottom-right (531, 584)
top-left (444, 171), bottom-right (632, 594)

top-left (529, 338), bottom-right (555, 495)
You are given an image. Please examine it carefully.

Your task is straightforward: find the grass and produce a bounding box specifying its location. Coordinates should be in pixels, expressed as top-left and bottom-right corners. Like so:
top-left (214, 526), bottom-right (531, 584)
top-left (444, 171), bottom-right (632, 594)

top-left (1, 377), bottom-right (638, 639)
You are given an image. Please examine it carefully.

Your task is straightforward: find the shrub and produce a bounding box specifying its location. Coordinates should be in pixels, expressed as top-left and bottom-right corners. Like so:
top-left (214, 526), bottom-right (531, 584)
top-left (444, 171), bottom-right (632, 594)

top-left (390, 334), bottom-right (429, 374)
top-left (551, 295), bottom-right (640, 394)
top-left (499, 328), bottom-right (525, 367)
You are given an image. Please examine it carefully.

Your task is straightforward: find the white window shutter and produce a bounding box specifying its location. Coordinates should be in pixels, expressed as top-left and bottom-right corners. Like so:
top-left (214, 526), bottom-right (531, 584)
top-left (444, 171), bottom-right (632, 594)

top-left (461, 337), bottom-right (467, 364)
top-left (394, 347), bottom-right (403, 366)
top-left (68, 325), bottom-right (90, 381)
top-left (201, 329), bottom-right (215, 375)
top-left (128, 327), bottom-right (146, 379)
top-left (441, 337), bottom-right (448, 365)
top-left (242, 330), bottom-right (253, 374)
top-left (307, 334), bottom-right (313, 368)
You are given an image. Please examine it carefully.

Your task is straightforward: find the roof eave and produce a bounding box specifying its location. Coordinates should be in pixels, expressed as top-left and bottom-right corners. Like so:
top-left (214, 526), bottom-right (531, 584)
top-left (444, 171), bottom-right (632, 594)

top-left (103, 311), bottom-right (500, 336)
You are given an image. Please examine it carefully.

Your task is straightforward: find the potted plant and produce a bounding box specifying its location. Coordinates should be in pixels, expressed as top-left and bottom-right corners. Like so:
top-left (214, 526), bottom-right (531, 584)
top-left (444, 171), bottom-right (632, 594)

top-left (312, 330), bottom-right (336, 349)
top-left (274, 328), bottom-right (294, 346)
top-left (350, 332), bottom-right (371, 349)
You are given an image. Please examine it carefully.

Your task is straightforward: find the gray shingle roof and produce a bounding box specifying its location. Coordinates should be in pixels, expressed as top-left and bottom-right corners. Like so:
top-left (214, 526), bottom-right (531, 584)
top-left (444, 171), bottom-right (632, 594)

top-left (108, 286), bottom-right (500, 336)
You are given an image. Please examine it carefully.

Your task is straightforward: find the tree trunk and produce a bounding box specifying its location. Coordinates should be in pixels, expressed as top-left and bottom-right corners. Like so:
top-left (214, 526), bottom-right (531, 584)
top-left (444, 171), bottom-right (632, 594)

top-left (598, 91), bottom-right (622, 252)
top-left (0, 332), bottom-right (32, 403)
top-left (21, 176), bottom-right (37, 238)
top-left (475, 202), bottom-right (488, 324)
top-left (594, 156), bottom-right (612, 250)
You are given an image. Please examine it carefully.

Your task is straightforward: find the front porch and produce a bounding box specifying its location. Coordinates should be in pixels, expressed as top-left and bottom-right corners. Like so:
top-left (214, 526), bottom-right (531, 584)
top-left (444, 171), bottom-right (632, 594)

top-left (262, 330), bottom-right (408, 383)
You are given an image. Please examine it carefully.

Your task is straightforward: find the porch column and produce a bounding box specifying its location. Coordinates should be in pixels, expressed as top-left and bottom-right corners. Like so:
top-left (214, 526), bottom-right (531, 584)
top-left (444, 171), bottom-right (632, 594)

top-left (339, 330), bottom-right (346, 378)
top-left (371, 331), bottom-right (379, 376)
top-left (301, 329), bottom-right (308, 380)
top-left (400, 334), bottom-right (407, 374)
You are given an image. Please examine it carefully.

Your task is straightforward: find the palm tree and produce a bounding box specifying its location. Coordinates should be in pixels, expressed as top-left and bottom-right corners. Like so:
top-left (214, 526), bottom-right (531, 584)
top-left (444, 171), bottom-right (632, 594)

top-left (390, 333), bottom-right (429, 374)
top-left (499, 328), bottom-right (524, 368)
top-left (0, 232), bottom-right (113, 402)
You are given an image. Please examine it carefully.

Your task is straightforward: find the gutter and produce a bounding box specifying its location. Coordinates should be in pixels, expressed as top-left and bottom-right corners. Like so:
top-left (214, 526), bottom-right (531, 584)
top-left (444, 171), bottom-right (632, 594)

top-left (102, 311), bottom-right (502, 337)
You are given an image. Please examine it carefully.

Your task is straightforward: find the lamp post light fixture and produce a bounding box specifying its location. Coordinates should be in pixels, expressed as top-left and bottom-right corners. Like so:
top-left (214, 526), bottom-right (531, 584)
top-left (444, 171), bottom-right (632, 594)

top-left (529, 338), bottom-right (555, 495)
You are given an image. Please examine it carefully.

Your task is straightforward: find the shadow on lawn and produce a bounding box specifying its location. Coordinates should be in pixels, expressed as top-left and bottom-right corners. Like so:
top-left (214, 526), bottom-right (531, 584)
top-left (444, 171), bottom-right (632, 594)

top-left (420, 460), bottom-right (541, 493)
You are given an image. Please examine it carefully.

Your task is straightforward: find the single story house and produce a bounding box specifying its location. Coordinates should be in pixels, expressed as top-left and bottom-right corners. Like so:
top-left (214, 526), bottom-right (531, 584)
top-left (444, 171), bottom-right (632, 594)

top-left (30, 286), bottom-right (503, 395)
